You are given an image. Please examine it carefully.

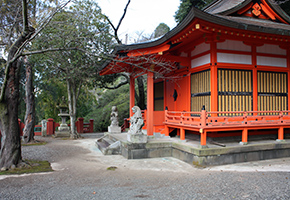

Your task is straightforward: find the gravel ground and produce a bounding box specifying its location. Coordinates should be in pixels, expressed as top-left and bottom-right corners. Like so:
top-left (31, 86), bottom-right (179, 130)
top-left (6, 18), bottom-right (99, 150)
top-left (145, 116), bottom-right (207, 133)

top-left (0, 134), bottom-right (290, 200)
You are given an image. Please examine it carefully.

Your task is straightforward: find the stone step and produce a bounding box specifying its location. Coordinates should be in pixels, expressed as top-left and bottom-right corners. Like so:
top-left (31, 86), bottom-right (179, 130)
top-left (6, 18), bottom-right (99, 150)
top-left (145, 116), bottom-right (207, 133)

top-left (96, 140), bottom-right (108, 153)
top-left (107, 135), bottom-right (119, 143)
top-left (154, 132), bottom-right (170, 139)
top-left (95, 135), bottom-right (121, 155)
top-left (103, 137), bottom-right (115, 146)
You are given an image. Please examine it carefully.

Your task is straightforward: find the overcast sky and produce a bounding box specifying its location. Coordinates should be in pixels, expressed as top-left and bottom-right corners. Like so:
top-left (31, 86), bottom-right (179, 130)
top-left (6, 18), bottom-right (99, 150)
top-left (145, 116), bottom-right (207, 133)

top-left (95, 0), bottom-right (180, 44)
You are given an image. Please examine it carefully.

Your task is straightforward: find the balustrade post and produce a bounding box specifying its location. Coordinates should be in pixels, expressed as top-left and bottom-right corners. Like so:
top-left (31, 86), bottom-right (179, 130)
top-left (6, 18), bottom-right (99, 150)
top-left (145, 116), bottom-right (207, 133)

top-left (89, 119), bottom-right (94, 133)
top-left (78, 117), bottom-right (84, 133)
top-left (181, 112), bottom-right (185, 125)
top-left (47, 118), bottom-right (55, 135)
top-left (200, 109), bottom-right (207, 147)
top-left (201, 110), bottom-right (206, 127)
top-left (243, 112), bottom-right (248, 125)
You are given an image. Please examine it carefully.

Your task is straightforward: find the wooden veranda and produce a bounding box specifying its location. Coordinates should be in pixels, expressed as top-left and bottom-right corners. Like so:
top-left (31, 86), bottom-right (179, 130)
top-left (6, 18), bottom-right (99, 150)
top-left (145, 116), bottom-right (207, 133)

top-left (164, 109), bottom-right (289, 146)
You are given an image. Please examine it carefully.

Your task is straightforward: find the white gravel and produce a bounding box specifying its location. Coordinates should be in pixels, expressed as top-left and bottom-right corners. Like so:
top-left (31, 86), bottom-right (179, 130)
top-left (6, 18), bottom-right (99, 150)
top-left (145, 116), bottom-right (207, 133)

top-left (0, 134), bottom-right (289, 200)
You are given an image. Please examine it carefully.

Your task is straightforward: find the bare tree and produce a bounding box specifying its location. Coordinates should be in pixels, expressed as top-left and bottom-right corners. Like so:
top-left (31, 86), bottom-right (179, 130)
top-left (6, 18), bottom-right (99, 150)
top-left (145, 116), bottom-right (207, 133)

top-left (0, 0), bottom-right (70, 170)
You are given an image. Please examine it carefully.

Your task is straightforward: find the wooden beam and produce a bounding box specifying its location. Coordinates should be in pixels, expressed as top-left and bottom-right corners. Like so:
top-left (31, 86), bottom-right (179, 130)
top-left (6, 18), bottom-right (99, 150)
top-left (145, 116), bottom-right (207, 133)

top-left (162, 54), bottom-right (191, 66)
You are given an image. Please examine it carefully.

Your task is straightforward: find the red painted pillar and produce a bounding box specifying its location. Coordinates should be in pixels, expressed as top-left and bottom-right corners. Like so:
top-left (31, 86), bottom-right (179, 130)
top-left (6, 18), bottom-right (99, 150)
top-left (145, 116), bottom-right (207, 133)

top-left (180, 128), bottom-right (185, 140)
top-left (164, 125), bottom-right (169, 136)
top-left (278, 127), bottom-right (284, 141)
top-left (147, 72), bottom-right (154, 136)
top-left (130, 75), bottom-right (135, 117)
top-left (200, 130), bottom-right (207, 146)
top-left (78, 117), bottom-right (84, 133)
top-left (89, 119), bottom-right (94, 133)
top-left (252, 45), bottom-right (258, 113)
top-left (47, 118), bottom-right (55, 135)
top-left (210, 41), bottom-right (218, 113)
top-left (241, 128), bottom-right (248, 144)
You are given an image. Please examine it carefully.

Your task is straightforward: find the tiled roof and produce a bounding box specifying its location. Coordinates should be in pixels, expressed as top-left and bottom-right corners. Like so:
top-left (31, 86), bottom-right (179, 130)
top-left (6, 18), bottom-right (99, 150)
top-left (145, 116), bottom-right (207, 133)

top-left (204, 0), bottom-right (245, 14)
top-left (204, 0), bottom-right (290, 24)
top-left (218, 15), bottom-right (290, 32)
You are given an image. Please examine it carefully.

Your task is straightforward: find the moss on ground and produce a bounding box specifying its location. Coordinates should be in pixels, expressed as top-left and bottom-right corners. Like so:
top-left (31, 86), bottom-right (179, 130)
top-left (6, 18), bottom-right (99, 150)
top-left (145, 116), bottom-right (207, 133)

top-left (0, 160), bottom-right (53, 175)
top-left (21, 141), bottom-right (47, 146)
top-left (107, 166), bottom-right (117, 171)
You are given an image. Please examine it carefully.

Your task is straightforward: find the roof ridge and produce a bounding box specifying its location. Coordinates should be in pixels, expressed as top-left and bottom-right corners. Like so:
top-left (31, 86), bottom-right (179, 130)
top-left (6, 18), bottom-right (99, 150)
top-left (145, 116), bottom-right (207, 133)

top-left (203, 0), bottom-right (290, 24)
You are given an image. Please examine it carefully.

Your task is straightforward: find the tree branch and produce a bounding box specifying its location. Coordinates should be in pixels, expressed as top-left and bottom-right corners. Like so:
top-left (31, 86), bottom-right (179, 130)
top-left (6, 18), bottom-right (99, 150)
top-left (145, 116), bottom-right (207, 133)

top-left (23, 0), bottom-right (29, 34)
top-left (106, 0), bottom-right (131, 44)
top-left (102, 73), bottom-right (129, 89)
top-left (12, 0), bottom-right (72, 63)
top-left (116, 0), bottom-right (131, 32)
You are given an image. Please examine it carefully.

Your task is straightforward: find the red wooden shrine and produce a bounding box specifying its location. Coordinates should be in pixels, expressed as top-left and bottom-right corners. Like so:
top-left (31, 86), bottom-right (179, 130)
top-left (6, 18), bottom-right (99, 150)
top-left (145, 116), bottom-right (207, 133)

top-left (100, 0), bottom-right (290, 146)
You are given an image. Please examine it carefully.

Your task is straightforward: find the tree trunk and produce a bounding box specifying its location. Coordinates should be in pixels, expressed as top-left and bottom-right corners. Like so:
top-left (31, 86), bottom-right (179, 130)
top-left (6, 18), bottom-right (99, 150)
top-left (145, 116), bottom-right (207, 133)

top-left (22, 58), bottom-right (35, 143)
top-left (137, 76), bottom-right (146, 110)
top-left (0, 0), bottom-right (35, 167)
top-left (67, 79), bottom-right (79, 139)
top-left (0, 59), bottom-right (22, 170)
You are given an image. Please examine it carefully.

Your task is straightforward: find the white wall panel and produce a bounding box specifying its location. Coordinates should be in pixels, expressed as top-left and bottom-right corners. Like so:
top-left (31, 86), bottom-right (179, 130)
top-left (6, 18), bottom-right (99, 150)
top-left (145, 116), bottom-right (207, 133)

top-left (180, 52), bottom-right (188, 57)
top-left (217, 53), bottom-right (252, 64)
top-left (191, 43), bottom-right (210, 57)
top-left (191, 54), bottom-right (210, 68)
top-left (257, 56), bottom-right (287, 67)
top-left (217, 40), bottom-right (251, 52)
top-left (257, 44), bottom-right (286, 55)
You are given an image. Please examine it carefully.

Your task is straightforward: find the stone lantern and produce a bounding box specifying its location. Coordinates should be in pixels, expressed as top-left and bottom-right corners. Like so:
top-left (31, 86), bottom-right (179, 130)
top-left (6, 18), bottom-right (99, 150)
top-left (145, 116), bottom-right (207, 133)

top-left (55, 96), bottom-right (70, 137)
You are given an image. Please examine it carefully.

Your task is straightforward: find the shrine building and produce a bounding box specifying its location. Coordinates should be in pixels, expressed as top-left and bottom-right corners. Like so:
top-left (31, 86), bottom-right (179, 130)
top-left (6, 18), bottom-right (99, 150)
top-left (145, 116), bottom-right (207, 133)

top-left (100, 0), bottom-right (290, 147)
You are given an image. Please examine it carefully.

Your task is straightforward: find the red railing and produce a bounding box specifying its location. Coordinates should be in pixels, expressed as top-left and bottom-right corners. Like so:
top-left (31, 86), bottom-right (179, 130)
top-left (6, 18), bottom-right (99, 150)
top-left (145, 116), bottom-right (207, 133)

top-left (165, 110), bottom-right (290, 146)
top-left (0, 118), bottom-right (94, 138)
top-left (47, 118), bottom-right (94, 135)
top-left (165, 111), bottom-right (202, 127)
top-left (165, 110), bottom-right (290, 128)
top-left (121, 118), bottom-right (130, 132)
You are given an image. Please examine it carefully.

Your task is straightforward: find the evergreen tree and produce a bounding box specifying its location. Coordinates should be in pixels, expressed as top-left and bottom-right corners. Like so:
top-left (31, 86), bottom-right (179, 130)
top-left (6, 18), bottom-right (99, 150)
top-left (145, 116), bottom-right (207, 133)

top-left (154, 23), bottom-right (170, 38)
top-left (174, 0), bottom-right (213, 23)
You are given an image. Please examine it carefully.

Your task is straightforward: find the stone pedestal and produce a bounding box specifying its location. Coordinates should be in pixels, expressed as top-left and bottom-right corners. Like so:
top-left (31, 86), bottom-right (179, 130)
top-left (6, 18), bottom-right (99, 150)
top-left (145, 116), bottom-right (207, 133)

top-left (127, 133), bottom-right (147, 143)
top-left (108, 125), bottom-right (121, 133)
top-left (55, 123), bottom-right (70, 137)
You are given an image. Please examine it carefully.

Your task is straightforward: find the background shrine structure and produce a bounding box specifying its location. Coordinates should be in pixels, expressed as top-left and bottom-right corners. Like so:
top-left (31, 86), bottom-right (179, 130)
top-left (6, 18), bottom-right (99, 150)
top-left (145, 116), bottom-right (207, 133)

top-left (101, 0), bottom-right (290, 147)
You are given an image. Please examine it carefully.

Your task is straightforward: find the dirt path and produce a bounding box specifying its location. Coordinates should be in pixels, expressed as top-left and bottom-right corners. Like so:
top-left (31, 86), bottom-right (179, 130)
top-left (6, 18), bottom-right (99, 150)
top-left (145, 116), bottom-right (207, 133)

top-left (0, 134), bottom-right (289, 199)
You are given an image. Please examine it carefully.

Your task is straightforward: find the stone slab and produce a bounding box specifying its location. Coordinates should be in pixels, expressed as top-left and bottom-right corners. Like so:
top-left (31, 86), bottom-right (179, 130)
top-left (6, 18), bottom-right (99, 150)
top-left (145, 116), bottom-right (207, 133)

top-left (108, 126), bottom-right (121, 133)
top-left (127, 134), bottom-right (147, 143)
top-left (55, 131), bottom-right (70, 138)
top-left (105, 133), bottom-right (290, 166)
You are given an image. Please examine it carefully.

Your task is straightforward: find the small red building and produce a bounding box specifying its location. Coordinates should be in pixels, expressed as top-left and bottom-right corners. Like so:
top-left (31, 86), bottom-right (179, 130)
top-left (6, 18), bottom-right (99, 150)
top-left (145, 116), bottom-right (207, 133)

top-left (101, 0), bottom-right (290, 146)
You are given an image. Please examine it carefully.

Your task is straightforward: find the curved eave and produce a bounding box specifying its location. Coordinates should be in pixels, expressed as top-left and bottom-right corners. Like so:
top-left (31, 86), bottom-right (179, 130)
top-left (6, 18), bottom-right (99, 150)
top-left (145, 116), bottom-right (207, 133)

top-left (267, 0), bottom-right (290, 24)
top-left (100, 6), bottom-right (290, 75)
top-left (116, 7), bottom-right (290, 54)
top-left (204, 0), bottom-right (290, 24)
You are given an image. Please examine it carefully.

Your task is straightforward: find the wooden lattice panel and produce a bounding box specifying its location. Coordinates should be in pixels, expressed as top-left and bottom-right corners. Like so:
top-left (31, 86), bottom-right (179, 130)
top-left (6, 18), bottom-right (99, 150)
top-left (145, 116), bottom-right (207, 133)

top-left (218, 69), bottom-right (252, 114)
top-left (191, 70), bottom-right (211, 111)
top-left (258, 71), bottom-right (287, 113)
